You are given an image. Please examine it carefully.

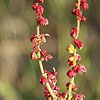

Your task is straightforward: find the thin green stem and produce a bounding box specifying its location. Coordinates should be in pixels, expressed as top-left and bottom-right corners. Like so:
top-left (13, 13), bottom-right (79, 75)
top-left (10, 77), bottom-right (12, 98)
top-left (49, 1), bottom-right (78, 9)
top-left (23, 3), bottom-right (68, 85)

top-left (36, 25), bottom-right (57, 99)
top-left (76, 0), bottom-right (81, 39)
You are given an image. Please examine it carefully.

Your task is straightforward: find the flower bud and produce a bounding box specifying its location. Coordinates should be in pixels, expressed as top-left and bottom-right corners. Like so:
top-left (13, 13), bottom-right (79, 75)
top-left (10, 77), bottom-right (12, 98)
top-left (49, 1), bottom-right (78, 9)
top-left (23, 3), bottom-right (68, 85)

top-left (67, 69), bottom-right (76, 78)
top-left (73, 64), bottom-right (87, 74)
top-left (81, 2), bottom-right (89, 10)
top-left (40, 76), bottom-right (48, 85)
top-left (74, 39), bottom-right (84, 50)
top-left (76, 9), bottom-right (82, 17)
top-left (81, 16), bottom-right (86, 22)
top-left (32, 3), bottom-right (39, 10)
top-left (72, 8), bottom-right (76, 15)
top-left (37, 16), bottom-right (49, 26)
top-left (36, 5), bottom-right (44, 16)
top-left (70, 27), bottom-right (77, 38)
top-left (30, 51), bottom-right (38, 60)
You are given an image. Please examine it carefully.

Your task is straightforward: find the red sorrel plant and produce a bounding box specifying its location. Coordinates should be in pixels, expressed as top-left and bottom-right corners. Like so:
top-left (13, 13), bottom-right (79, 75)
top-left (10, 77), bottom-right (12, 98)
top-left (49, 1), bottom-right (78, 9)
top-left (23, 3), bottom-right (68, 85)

top-left (30, 0), bottom-right (89, 100)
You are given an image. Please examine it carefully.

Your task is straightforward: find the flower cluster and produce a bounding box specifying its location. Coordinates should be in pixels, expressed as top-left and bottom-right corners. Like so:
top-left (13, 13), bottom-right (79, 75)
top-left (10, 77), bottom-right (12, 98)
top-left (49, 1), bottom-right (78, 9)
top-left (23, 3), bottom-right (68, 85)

top-left (40, 69), bottom-right (67, 99)
top-left (66, 0), bottom-right (88, 100)
top-left (30, 0), bottom-right (89, 100)
top-left (31, 0), bottom-right (67, 99)
top-left (66, 0), bottom-right (89, 100)
top-left (30, 33), bottom-right (53, 61)
top-left (32, 0), bottom-right (48, 26)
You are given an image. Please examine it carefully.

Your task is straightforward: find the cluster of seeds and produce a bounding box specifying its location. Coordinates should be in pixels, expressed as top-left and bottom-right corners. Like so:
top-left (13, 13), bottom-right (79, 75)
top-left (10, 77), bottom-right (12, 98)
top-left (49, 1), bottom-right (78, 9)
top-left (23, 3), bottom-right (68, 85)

top-left (66, 0), bottom-right (89, 100)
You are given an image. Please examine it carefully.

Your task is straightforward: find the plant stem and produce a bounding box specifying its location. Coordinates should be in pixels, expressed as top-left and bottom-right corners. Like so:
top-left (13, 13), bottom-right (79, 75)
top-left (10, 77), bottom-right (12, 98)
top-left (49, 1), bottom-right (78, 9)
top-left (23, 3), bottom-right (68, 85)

top-left (36, 25), bottom-right (57, 99)
top-left (68, 77), bottom-right (74, 100)
top-left (76, 0), bottom-right (81, 39)
top-left (68, 0), bottom-right (81, 100)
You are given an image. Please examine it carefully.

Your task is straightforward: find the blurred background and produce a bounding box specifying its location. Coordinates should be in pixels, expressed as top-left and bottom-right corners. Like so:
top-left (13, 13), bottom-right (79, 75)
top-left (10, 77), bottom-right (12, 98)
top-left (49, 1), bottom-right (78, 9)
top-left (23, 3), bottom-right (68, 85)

top-left (0, 0), bottom-right (100, 100)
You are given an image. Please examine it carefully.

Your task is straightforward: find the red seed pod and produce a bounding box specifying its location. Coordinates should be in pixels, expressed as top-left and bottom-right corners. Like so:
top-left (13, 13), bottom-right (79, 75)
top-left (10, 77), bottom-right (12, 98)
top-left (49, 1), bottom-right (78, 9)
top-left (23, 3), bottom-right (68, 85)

top-left (40, 76), bottom-right (48, 85)
top-left (32, 3), bottom-right (39, 10)
top-left (62, 92), bottom-right (67, 99)
top-left (76, 9), bottom-right (82, 17)
top-left (30, 34), bottom-right (36, 42)
top-left (74, 39), bottom-right (84, 50)
top-left (73, 93), bottom-right (85, 100)
top-left (66, 82), bottom-right (70, 88)
top-left (81, 2), bottom-right (89, 10)
top-left (81, 16), bottom-right (86, 22)
top-left (54, 86), bottom-right (60, 91)
top-left (73, 64), bottom-right (87, 74)
top-left (67, 69), bottom-right (76, 78)
top-left (37, 16), bottom-right (49, 26)
top-left (40, 49), bottom-right (53, 62)
top-left (72, 8), bottom-right (76, 15)
top-left (30, 51), bottom-right (38, 60)
top-left (40, 33), bottom-right (50, 43)
top-left (74, 2), bottom-right (78, 8)
top-left (33, 46), bottom-right (39, 52)
top-left (70, 27), bottom-right (77, 38)
top-left (36, 5), bottom-right (44, 16)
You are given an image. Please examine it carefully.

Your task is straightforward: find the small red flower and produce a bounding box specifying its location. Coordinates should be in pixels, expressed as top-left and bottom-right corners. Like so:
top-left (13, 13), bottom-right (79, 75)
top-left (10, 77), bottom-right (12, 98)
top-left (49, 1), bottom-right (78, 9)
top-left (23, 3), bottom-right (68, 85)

top-left (74, 93), bottom-right (85, 100)
top-left (81, 16), bottom-right (86, 22)
top-left (30, 34), bottom-right (36, 42)
top-left (40, 34), bottom-right (50, 43)
top-left (36, 5), bottom-right (44, 16)
top-left (32, 3), bottom-right (39, 10)
top-left (30, 51), bottom-right (38, 60)
top-left (62, 92), bottom-right (67, 99)
top-left (40, 50), bottom-right (53, 62)
top-left (67, 69), bottom-right (76, 78)
top-left (54, 86), bottom-right (60, 91)
top-left (72, 8), bottom-right (76, 15)
top-left (30, 34), bottom-right (40, 46)
top-left (74, 2), bottom-right (78, 8)
top-left (81, 2), bottom-right (89, 10)
top-left (73, 64), bottom-right (87, 74)
top-left (70, 27), bottom-right (77, 38)
top-left (74, 39), bottom-right (84, 50)
top-left (52, 70), bottom-right (58, 76)
top-left (37, 16), bottom-right (49, 26)
top-left (33, 46), bottom-right (39, 52)
top-left (76, 9), bottom-right (82, 17)
top-left (40, 76), bottom-right (48, 85)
